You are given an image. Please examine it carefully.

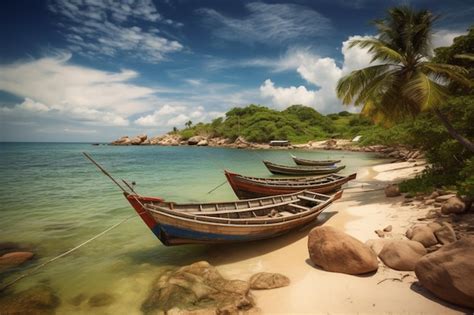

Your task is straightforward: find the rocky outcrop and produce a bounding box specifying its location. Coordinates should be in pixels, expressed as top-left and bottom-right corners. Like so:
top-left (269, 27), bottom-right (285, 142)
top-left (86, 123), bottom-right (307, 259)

top-left (131, 134), bottom-right (147, 145)
top-left (378, 240), bottom-right (426, 271)
top-left (141, 261), bottom-right (254, 314)
top-left (415, 237), bottom-right (474, 309)
top-left (308, 226), bottom-right (378, 275)
top-left (441, 196), bottom-right (466, 214)
top-left (111, 136), bottom-right (132, 145)
top-left (249, 272), bottom-right (290, 290)
top-left (0, 285), bottom-right (60, 315)
top-left (188, 136), bottom-right (206, 145)
top-left (384, 184), bottom-right (401, 197)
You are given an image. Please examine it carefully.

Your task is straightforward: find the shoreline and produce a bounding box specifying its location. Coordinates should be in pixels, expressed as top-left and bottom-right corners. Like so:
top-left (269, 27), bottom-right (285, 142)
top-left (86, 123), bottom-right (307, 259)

top-left (206, 160), bottom-right (465, 314)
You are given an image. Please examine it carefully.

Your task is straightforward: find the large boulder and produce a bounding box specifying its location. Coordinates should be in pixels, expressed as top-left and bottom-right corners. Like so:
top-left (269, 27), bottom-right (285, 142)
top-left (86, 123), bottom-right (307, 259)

top-left (384, 184), bottom-right (401, 197)
top-left (249, 272), bottom-right (290, 290)
top-left (308, 226), bottom-right (378, 275)
top-left (188, 136), bottom-right (205, 145)
top-left (131, 134), bottom-right (147, 145)
top-left (415, 237), bottom-right (474, 309)
top-left (441, 196), bottom-right (466, 214)
top-left (197, 139), bottom-right (208, 146)
top-left (111, 136), bottom-right (132, 145)
top-left (141, 261), bottom-right (254, 314)
top-left (0, 285), bottom-right (60, 314)
top-left (378, 240), bottom-right (426, 271)
top-left (365, 239), bottom-right (390, 256)
top-left (406, 225), bottom-right (438, 247)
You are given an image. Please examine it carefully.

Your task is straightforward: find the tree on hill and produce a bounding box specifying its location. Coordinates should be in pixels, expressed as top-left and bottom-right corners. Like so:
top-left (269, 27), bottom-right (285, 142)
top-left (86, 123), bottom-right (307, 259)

top-left (336, 7), bottom-right (474, 152)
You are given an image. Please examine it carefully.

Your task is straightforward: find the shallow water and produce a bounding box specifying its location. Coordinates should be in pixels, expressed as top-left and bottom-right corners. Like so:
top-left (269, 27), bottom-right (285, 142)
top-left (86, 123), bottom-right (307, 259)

top-left (0, 143), bottom-right (382, 313)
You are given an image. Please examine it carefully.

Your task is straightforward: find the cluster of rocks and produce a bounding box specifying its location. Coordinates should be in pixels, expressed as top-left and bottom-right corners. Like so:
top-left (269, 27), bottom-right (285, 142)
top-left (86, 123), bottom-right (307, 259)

top-left (0, 242), bottom-right (35, 273)
top-left (0, 285), bottom-right (60, 315)
top-left (399, 189), bottom-right (472, 215)
top-left (307, 225), bottom-right (474, 310)
top-left (141, 261), bottom-right (289, 314)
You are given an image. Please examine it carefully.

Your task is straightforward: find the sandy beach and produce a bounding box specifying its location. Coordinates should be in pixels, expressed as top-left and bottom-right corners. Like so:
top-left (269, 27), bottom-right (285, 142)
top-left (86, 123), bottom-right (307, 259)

top-left (199, 160), bottom-right (467, 314)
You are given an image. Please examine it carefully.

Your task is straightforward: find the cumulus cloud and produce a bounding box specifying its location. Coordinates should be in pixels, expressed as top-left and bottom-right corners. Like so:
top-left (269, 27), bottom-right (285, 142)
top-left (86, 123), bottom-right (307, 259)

top-left (198, 2), bottom-right (331, 45)
top-left (0, 53), bottom-right (160, 126)
top-left (432, 30), bottom-right (465, 49)
top-left (135, 104), bottom-right (225, 127)
top-left (257, 35), bottom-right (374, 112)
top-left (48, 0), bottom-right (183, 62)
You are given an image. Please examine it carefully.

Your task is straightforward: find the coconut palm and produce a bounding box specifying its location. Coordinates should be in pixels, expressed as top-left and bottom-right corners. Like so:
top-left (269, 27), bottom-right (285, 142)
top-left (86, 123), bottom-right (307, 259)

top-left (336, 6), bottom-right (474, 152)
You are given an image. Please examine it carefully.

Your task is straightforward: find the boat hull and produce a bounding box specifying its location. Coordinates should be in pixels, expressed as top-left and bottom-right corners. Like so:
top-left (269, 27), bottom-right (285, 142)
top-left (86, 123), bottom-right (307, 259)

top-left (292, 155), bottom-right (341, 166)
top-left (225, 171), bottom-right (356, 199)
top-left (125, 191), bottom-right (342, 246)
top-left (263, 161), bottom-right (346, 175)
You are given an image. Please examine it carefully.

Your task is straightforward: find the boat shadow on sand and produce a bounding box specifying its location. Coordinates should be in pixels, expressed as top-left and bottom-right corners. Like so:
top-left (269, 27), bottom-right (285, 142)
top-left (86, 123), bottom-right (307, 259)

top-left (125, 211), bottom-right (338, 267)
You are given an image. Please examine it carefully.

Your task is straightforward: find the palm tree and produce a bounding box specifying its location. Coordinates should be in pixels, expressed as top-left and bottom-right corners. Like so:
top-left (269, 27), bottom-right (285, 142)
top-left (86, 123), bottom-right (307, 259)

top-left (185, 120), bottom-right (193, 128)
top-left (336, 6), bottom-right (474, 152)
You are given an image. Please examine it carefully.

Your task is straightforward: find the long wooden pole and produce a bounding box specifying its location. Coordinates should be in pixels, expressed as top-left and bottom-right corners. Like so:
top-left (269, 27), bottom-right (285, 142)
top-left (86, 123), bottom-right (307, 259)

top-left (82, 152), bottom-right (129, 193)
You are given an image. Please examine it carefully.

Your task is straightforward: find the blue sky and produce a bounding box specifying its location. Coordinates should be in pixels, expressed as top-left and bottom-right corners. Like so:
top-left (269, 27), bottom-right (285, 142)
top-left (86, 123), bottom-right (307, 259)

top-left (0, 0), bottom-right (472, 142)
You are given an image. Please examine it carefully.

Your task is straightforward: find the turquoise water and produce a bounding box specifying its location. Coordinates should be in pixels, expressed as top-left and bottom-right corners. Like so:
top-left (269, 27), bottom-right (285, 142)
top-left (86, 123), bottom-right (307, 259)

top-left (0, 143), bottom-right (382, 312)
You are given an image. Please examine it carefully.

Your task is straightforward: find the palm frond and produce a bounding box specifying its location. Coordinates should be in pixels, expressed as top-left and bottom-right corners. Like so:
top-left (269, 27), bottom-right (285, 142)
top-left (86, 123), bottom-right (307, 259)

top-left (401, 71), bottom-right (447, 111)
top-left (336, 65), bottom-right (392, 105)
top-left (420, 62), bottom-right (473, 87)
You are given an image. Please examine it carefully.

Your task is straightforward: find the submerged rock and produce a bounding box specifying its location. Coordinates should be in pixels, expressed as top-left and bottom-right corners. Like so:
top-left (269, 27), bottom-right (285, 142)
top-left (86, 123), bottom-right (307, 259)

top-left (415, 237), bottom-right (474, 309)
top-left (141, 261), bottom-right (254, 314)
top-left (0, 251), bottom-right (34, 272)
top-left (308, 226), bottom-right (378, 275)
top-left (88, 292), bottom-right (115, 307)
top-left (249, 272), bottom-right (290, 290)
top-left (0, 285), bottom-right (60, 315)
top-left (378, 240), bottom-right (426, 271)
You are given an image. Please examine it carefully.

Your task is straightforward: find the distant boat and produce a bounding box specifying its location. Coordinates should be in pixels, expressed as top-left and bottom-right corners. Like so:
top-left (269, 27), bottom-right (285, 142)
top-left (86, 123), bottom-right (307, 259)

top-left (225, 170), bottom-right (356, 199)
top-left (291, 154), bottom-right (341, 166)
top-left (83, 152), bottom-right (343, 246)
top-left (269, 140), bottom-right (290, 147)
top-left (263, 160), bottom-right (345, 175)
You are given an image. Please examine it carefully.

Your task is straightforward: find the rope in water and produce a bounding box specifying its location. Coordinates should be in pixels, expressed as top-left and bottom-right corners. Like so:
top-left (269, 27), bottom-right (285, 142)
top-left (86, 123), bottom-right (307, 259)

top-left (0, 213), bottom-right (139, 292)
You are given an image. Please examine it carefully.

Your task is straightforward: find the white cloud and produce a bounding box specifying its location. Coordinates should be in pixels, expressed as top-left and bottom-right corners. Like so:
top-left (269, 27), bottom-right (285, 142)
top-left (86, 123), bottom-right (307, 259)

top-left (0, 53), bottom-right (161, 126)
top-left (48, 0), bottom-right (183, 62)
top-left (198, 2), bottom-right (331, 45)
top-left (432, 30), bottom-right (465, 49)
top-left (257, 35), bottom-right (374, 112)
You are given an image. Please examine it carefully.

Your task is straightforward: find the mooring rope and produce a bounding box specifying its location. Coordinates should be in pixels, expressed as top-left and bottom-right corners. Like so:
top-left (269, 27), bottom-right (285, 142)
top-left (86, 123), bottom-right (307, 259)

top-left (0, 213), bottom-right (140, 293)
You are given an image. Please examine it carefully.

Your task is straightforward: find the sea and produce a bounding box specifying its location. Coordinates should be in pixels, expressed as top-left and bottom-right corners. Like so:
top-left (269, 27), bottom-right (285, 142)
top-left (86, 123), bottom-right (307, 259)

top-left (0, 143), bottom-right (383, 313)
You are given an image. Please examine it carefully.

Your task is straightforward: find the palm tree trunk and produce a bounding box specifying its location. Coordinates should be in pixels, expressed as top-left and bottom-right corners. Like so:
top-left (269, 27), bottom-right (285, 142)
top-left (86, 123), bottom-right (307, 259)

top-left (434, 108), bottom-right (474, 153)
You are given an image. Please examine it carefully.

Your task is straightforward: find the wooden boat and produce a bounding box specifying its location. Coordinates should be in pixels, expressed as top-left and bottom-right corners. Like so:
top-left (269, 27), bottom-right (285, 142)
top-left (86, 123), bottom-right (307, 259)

top-left (127, 190), bottom-right (343, 246)
top-left (83, 153), bottom-right (343, 246)
top-left (225, 170), bottom-right (356, 199)
top-left (291, 154), bottom-right (341, 166)
top-left (263, 160), bottom-right (346, 175)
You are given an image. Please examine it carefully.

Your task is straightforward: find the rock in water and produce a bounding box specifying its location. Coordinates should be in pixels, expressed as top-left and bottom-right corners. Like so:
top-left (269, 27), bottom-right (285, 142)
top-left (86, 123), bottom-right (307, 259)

top-left (141, 261), bottom-right (254, 314)
top-left (415, 237), bottom-right (474, 309)
top-left (308, 226), bottom-right (378, 275)
top-left (88, 293), bottom-right (115, 307)
top-left (249, 272), bottom-right (290, 290)
top-left (0, 251), bottom-right (34, 272)
top-left (378, 240), bottom-right (426, 271)
top-left (0, 285), bottom-right (60, 315)
top-left (384, 184), bottom-right (401, 197)
top-left (441, 197), bottom-right (466, 214)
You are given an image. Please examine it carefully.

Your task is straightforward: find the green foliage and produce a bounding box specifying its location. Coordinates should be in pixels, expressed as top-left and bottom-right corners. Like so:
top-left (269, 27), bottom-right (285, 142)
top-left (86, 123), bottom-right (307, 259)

top-left (176, 104), bottom-right (374, 144)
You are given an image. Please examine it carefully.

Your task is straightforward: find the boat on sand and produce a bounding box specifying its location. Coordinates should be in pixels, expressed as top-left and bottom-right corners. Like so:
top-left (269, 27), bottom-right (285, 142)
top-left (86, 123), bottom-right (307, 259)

top-left (263, 160), bottom-right (346, 176)
top-left (225, 170), bottom-right (356, 199)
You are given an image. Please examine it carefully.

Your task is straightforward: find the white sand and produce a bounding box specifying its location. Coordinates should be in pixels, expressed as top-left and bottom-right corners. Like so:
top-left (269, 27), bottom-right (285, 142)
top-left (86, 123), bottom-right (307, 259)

top-left (207, 161), bottom-right (466, 314)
